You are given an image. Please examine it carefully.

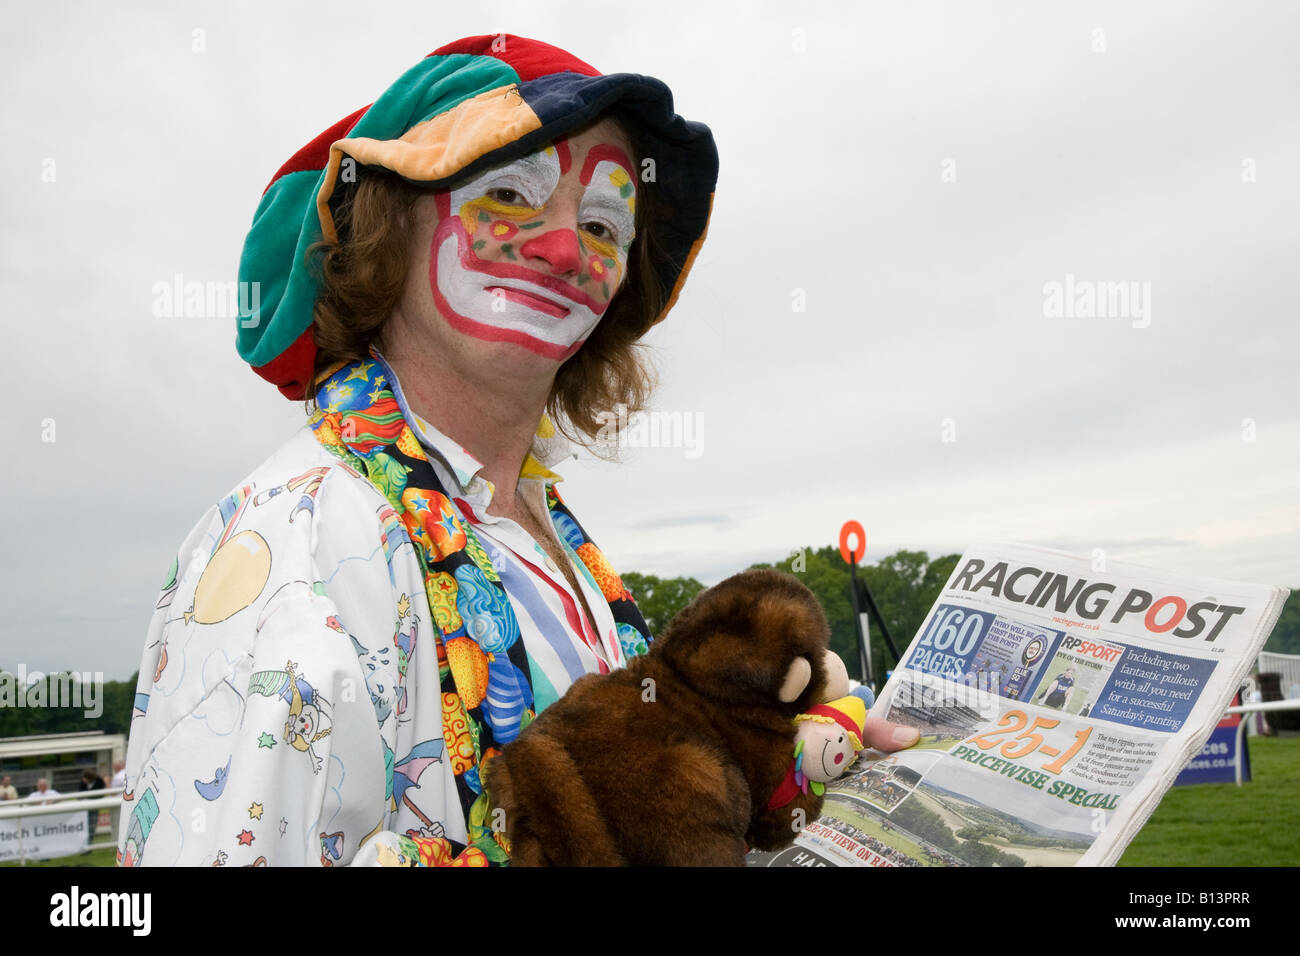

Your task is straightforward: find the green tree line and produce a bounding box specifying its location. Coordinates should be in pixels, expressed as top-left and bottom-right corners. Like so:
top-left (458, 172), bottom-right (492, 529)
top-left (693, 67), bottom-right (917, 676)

top-left (1265, 591), bottom-right (1300, 655)
top-left (0, 671), bottom-right (137, 739)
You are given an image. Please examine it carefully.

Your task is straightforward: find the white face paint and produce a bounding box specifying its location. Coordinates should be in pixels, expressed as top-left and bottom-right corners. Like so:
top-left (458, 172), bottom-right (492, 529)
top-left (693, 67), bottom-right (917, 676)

top-left (427, 137), bottom-right (636, 360)
top-left (451, 151), bottom-right (560, 213)
top-left (580, 158), bottom-right (637, 258)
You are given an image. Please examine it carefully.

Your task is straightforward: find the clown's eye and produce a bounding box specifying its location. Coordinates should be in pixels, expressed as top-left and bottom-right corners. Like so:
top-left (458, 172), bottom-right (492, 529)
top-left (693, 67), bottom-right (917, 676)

top-left (583, 221), bottom-right (611, 240)
top-left (487, 187), bottom-right (526, 205)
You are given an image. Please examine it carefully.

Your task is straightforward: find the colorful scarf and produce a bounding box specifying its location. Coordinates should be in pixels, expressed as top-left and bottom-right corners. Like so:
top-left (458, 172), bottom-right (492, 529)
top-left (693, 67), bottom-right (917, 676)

top-left (308, 354), bottom-right (651, 865)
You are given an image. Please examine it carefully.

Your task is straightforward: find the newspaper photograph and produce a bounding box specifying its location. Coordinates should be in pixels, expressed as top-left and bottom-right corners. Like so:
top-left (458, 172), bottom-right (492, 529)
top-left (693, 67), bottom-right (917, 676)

top-left (749, 542), bottom-right (1289, 867)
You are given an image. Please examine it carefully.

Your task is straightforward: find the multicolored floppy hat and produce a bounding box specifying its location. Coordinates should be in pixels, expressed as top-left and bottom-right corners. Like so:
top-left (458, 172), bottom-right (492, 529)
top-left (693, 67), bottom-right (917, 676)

top-left (235, 34), bottom-right (719, 400)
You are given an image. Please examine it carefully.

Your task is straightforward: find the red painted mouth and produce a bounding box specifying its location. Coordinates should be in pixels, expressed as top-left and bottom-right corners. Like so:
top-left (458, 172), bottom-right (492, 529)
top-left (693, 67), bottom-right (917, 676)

top-left (489, 286), bottom-right (570, 319)
top-left (441, 217), bottom-right (607, 314)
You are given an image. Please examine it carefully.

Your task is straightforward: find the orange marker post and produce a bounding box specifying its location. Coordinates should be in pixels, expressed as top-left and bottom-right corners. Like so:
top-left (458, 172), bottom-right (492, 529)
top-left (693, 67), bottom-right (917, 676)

top-left (839, 521), bottom-right (874, 691)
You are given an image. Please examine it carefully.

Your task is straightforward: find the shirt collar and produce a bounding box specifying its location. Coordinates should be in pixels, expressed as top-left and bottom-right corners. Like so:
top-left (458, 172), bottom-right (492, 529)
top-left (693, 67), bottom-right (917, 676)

top-left (369, 348), bottom-right (568, 493)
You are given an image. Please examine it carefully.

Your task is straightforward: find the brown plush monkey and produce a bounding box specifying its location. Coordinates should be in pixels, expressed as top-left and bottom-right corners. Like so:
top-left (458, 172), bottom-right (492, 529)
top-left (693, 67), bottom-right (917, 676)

top-left (483, 568), bottom-right (848, 866)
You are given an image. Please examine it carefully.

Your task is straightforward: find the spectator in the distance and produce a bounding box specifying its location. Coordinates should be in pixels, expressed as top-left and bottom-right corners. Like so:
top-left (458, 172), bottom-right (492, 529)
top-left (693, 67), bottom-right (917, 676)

top-left (33, 778), bottom-right (60, 804)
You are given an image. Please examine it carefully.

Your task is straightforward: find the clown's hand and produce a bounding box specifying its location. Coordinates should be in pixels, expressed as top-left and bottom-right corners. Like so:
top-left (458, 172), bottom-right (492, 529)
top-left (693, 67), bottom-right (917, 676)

top-left (862, 715), bottom-right (920, 753)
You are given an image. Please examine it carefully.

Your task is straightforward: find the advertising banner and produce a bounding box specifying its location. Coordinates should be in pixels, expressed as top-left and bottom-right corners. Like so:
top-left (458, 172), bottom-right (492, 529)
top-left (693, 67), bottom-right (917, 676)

top-left (0, 809), bottom-right (91, 862)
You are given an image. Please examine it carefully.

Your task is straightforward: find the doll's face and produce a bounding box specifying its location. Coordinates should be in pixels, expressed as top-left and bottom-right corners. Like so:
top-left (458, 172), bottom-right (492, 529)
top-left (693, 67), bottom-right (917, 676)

top-left (798, 721), bottom-right (860, 784)
top-left (417, 117), bottom-right (638, 362)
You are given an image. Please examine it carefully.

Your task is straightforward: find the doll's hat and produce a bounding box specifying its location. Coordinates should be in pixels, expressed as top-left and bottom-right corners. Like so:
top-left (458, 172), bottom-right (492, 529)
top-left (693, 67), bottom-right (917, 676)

top-left (797, 696), bottom-right (868, 751)
top-left (236, 34), bottom-right (719, 399)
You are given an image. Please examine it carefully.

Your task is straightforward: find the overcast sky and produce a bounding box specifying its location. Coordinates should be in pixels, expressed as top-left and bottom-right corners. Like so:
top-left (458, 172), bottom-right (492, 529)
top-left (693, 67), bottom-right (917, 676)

top-left (4, 1), bottom-right (1298, 679)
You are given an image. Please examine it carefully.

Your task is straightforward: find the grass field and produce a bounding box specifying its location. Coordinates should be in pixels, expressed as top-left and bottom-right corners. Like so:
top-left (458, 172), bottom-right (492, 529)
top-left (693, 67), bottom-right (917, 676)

top-left (4, 737), bottom-right (1296, 867)
top-left (1117, 735), bottom-right (1299, 867)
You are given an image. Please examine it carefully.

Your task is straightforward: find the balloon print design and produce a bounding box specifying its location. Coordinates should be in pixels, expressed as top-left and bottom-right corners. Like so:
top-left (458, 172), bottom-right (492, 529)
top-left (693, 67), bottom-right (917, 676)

top-left (185, 531), bottom-right (272, 625)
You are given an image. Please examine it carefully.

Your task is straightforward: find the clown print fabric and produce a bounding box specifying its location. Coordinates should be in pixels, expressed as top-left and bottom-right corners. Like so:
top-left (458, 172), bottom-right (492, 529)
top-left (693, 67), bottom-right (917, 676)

top-left (118, 356), bottom-right (650, 867)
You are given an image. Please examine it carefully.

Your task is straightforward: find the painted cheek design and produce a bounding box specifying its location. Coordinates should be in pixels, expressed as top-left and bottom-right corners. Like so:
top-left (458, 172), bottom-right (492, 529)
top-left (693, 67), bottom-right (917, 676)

top-left (576, 158), bottom-right (637, 298)
top-left (488, 220), bottom-right (518, 241)
top-left (449, 148), bottom-right (562, 254)
top-left (606, 164), bottom-right (637, 241)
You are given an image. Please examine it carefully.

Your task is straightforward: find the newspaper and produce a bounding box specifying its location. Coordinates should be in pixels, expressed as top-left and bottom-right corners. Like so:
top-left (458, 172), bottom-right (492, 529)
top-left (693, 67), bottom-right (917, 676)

top-left (748, 542), bottom-right (1289, 867)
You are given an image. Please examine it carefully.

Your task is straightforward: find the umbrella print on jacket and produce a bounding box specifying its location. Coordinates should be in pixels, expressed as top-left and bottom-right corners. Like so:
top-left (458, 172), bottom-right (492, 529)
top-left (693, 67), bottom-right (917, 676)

top-left (391, 738), bottom-right (445, 828)
top-left (246, 661), bottom-right (333, 774)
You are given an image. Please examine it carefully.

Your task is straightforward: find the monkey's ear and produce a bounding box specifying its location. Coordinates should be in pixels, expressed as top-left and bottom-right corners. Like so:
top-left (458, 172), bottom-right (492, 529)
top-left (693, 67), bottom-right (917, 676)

top-left (777, 656), bottom-right (812, 703)
top-left (822, 651), bottom-right (850, 701)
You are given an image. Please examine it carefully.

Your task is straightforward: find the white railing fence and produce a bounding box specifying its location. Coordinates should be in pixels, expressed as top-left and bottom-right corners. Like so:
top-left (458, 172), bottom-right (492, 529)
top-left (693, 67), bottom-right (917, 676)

top-left (1225, 697), bottom-right (1300, 785)
top-left (1257, 651), bottom-right (1300, 699)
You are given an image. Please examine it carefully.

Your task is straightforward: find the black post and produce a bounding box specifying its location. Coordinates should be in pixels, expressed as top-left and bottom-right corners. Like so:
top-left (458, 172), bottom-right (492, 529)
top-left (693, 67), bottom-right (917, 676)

top-left (848, 560), bottom-right (872, 689)
top-left (856, 574), bottom-right (903, 666)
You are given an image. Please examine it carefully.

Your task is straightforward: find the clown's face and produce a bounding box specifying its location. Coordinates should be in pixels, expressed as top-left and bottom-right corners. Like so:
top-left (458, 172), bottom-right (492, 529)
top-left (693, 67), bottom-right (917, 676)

top-left (408, 117), bottom-right (638, 365)
top-left (294, 703), bottom-right (322, 739)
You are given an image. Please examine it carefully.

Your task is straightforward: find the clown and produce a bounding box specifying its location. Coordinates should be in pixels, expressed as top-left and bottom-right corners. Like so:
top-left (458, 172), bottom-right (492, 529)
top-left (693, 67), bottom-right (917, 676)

top-left (117, 34), bottom-right (920, 868)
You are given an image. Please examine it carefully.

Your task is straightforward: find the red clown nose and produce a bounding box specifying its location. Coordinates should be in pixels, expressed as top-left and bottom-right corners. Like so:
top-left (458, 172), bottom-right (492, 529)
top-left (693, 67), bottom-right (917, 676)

top-left (520, 228), bottom-right (583, 276)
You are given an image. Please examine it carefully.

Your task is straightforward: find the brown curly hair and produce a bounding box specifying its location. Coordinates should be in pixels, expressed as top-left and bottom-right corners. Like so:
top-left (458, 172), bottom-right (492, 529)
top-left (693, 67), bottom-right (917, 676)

top-left (303, 111), bottom-right (670, 448)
